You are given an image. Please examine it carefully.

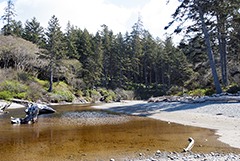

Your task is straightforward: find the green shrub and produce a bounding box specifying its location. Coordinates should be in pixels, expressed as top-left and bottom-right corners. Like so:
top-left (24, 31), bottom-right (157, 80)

top-left (85, 89), bottom-right (90, 97)
top-left (204, 88), bottom-right (215, 96)
top-left (176, 91), bottom-right (183, 96)
top-left (17, 72), bottom-right (32, 82)
top-left (53, 90), bottom-right (74, 102)
top-left (75, 90), bottom-right (83, 97)
top-left (88, 89), bottom-right (100, 96)
top-left (0, 91), bottom-right (13, 100)
top-left (114, 88), bottom-right (134, 100)
top-left (192, 89), bottom-right (206, 96)
top-left (225, 84), bottom-right (240, 93)
top-left (105, 95), bottom-right (112, 103)
top-left (98, 88), bottom-right (109, 96)
top-left (89, 89), bottom-right (101, 103)
top-left (35, 79), bottom-right (49, 89)
top-left (15, 92), bottom-right (28, 99)
top-left (2, 81), bottom-right (28, 93)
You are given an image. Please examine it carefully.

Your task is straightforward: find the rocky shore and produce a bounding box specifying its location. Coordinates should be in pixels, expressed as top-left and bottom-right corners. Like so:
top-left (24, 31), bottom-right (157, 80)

top-left (116, 151), bottom-right (240, 161)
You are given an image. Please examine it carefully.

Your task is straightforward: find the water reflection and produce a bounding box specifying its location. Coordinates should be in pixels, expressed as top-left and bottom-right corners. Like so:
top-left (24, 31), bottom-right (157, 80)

top-left (0, 104), bottom-right (239, 160)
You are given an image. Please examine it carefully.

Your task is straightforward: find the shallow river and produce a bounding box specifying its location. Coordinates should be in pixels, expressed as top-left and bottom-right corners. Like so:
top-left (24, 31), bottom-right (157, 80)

top-left (0, 104), bottom-right (239, 160)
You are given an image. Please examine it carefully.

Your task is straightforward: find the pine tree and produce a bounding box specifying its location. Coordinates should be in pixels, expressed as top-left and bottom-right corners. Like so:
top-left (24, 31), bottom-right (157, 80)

top-left (80, 28), bottom-right (94, 85)
top-left (115, 32), bottom-right (124, 87)
top-left (23, 17), bottom-right (45, 47)
top-left (1, 0), bottom-right (17, 36)
top-left (12, 20), bottom-right (23, 37)
top-left (64, 21), bottom-right (78, 59)
top-left (130, 15), bottom-right (143, 83)
top-left (45, 15), bottom-right (64, 92)
top-left (84, 31), bottom-right (103, 88)
top-left (165, 0), bottom-right (222, 94)
top-left (100, 24), bottom-right (111, 87)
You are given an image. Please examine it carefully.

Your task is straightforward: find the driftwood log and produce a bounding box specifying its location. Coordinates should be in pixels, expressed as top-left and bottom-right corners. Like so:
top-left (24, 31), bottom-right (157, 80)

top-left (25, 103), bottom-right (56, 115)
top-left (11, 107), bottom-right (39, 124)
top-left (183, 137), bottom-right (194, 152)
top-left (0, 102), bottom-right (11, 114)
top-left (11, 103), bottom-right (55, 124)
top-left (148, 92), bottom-right (240, 104)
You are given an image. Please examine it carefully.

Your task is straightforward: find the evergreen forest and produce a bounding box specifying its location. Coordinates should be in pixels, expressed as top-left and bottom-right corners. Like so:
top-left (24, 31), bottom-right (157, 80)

top-left (0, 0), bottom-right (240, 103)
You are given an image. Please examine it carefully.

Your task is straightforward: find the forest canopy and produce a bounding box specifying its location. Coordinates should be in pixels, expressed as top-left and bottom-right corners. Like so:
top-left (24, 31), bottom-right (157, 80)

top-left (0, 0), bottom-right (239, 102)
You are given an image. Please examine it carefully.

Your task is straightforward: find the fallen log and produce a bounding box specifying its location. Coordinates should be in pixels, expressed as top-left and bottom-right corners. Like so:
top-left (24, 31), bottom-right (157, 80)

top-left (11, 106), bottom-right (39, 124)
top-left (11, 103), bottom-right (55, 124)
top-left (148, 93), bottom-right (240, 104)
top-left (25, 103), bottom-right (56, 115)
top-left (0, 102), bottom-right (11, 114)
top-left (183, 137), bottom-right (194, 152)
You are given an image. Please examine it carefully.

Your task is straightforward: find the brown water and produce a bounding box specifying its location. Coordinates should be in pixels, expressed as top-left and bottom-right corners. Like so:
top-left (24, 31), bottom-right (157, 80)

top-left (0, 104), bottom-right (239, 161)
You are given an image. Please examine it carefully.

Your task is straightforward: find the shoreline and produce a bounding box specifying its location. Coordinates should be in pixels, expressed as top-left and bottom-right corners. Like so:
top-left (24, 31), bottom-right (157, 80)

top-left (2, 100), bottom-right (240, 150)
top-left (92, 100), bottom-right (240, 150)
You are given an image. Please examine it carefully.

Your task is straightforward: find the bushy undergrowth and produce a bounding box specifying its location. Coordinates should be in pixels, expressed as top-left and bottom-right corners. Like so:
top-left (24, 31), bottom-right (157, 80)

top-left (0, 81), bottom-right (29, 100)
top-left (2, 69), bottom-right (239, 103)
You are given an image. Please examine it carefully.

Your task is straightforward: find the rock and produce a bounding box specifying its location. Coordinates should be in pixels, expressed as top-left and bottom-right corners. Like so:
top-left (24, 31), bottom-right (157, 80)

top-left (155, 150), bottom-right (161, 156)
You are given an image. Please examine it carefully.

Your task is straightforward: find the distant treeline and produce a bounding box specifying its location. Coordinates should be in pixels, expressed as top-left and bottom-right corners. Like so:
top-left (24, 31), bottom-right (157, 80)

top-left (0, 0), bottom-right (239, 96)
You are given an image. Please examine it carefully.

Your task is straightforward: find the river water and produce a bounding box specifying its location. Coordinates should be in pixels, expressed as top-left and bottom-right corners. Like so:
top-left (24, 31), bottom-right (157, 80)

top-left (0, 104), bottom-right (239, 160)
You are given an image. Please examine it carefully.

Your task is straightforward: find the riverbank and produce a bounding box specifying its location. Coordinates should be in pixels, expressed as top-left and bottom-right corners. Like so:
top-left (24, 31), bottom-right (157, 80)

top-left (1, 99), bottom-right (240, 160)
top-left (92, 100), bottom-right (240, 150)
top-left (2, 99), bottom-right (240, 150)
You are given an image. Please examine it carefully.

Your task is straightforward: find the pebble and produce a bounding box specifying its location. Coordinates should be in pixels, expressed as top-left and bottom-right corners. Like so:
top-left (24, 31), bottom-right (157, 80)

top-left (129, 151), bottom-right (240, 161)
top-left (156, 150), bottom-right (161, 154)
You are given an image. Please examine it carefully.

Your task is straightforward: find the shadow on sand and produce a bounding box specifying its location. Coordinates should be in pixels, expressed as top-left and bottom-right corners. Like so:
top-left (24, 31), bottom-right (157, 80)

top-left (101, 101), bottom-right (240, 117)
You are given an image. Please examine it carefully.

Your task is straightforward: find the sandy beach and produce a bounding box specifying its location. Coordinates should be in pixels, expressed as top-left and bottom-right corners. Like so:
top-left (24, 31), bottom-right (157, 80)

top-left (2, 99), bottom-right (240, 150)
top-left (1, 99), bottom-right (240, 160)
top-left (92, 100), bottom-right (240, 150)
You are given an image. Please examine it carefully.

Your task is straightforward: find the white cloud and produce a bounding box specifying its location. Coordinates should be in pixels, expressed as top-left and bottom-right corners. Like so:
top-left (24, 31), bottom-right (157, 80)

top-left (0, 1), bottom-right (7, 23)
top-left (141, 0), bottom-right (183, 43)
top-left (0, 0), bottom-right (184, 44)
top-left (14, 0), bottom-right (134, 35)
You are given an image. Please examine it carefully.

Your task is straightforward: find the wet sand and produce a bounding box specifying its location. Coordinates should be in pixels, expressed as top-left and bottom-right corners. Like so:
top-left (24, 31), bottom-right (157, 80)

top-left (1, 100), bottom-right (240, 160)
top-left (92, 100), bottom-right (240, 150)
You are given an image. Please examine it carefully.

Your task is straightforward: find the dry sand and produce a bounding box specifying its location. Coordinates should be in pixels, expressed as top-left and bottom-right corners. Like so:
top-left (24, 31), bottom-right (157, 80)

top-left (92, 100), bottom-right (240, 150)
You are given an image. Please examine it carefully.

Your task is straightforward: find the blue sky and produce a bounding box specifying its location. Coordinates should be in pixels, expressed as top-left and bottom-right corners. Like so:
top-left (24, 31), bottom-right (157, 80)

top-left (0, 0), bottom-right (184, 44)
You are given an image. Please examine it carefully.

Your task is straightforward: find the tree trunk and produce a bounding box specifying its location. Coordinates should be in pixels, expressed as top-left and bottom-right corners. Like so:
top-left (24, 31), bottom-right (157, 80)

top-left (217, 16), bottom-right (228, 87)
top-left (197, 1), bottom-right (222, 94)
top-left (144, 51), bottom-right (147, 88)
top-left (161, 54), bottom-right (166, 95)
top-left (103, 51), bottom-right (107, 87)
top-left (154, 62), bottom-right (158, 90)
top-left (119, 57), bottom-right (123, 87)
top-left (222, 36), bottom-right (227, 86)
top-left (48, 52), bottom-right (53, 92)
top-left (167, 59), bottom-right (171, 88)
